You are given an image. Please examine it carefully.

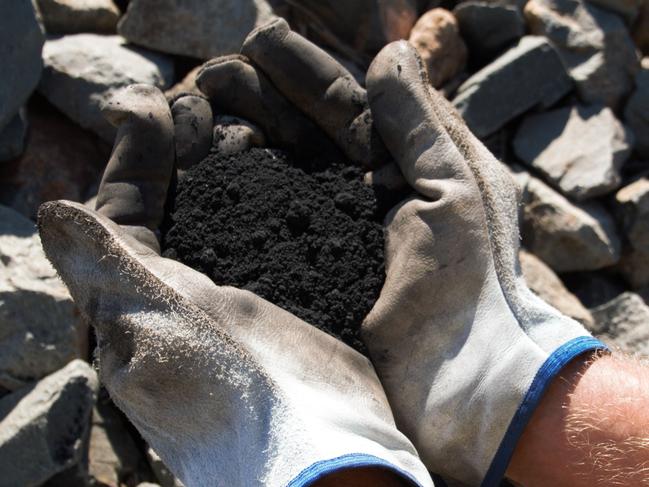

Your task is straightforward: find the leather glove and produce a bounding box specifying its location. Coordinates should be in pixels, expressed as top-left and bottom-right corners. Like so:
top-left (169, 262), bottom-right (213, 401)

top-left (37, 84), bottom-right (434, 486)
top-left (361, 41), bottom-right (607, 487)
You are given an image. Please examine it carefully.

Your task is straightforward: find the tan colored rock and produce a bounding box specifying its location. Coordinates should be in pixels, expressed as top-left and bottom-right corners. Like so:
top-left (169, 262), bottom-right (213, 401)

top-left (520, 249), bottom-right (594, 326)
top-left (591, 292), bottom-right (649, 356)
top-left (89, 395), bottom-right (150, 486)
top-left (409, 8), bottom-right (467, 87)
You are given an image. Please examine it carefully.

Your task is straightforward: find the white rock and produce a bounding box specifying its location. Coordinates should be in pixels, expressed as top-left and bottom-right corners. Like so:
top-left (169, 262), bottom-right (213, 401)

top-left (39, 34), bottom-right (174, 142)
top-left (0, 205), bottom-right (87, 392)
top-left (118, 0), bottom-right (276, 59)
top-left (514, 104), bottom-right (632, 200)
top-left (515, 170), bottom-right (621, 272)
top-left (35, 0), bottom-right (120, 34)
top-left (590, 292), bottom-right (649, 356)
top-left (0, 360), bottom-right (98, 486)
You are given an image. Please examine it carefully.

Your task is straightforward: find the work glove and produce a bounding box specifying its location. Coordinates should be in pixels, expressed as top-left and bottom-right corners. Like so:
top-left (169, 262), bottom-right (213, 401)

top-left (222, 21), bottom-right (605, 486)
top-left (37, 84), bottom-right (435, 486)
top-left (361, 41), bottom-right (608, 486)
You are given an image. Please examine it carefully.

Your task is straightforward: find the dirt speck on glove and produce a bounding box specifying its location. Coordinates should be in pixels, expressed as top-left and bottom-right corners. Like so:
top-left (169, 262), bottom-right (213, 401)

top-left (161, 148), bottom-right (386, 353)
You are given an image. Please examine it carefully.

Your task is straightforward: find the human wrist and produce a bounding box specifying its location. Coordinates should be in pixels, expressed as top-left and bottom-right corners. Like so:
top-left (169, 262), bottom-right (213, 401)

top-left (507, 352), bottom-right (649, 486)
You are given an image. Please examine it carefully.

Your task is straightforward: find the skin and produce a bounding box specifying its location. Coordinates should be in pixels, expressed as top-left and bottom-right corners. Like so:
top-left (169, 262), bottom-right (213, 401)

top-left (507, 353), bottom-right (649, 487)
top-left (325, 353), bottom-right (649, 487)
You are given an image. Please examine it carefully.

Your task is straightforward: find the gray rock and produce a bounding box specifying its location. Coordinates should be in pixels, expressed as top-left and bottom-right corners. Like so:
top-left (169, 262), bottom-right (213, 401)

top-left (452, 36), bottom-right (572, 138)
top-left (515, 170), bottom-right (621, 272)
top-left (586, 0), bottom-right (642, 24)
top-left (454, 1), bottom-right (525, 62)
top-left (525, 0), bottom-right (640, 107)
top-left (118, 0), bottom-right (276, 59)
top-left (513, 104), bottom-right (632, 200)
top-left (39, 34), bottom-right (174, 142)
top-left (617, 247), bottom-right (649, 288)
top-left (520, 249), bottom-right (594, 326)
top-left (624, 64), bottom-right (649, 158)
top-left (616, 177), bottom-right (649, 249)
top-left (590, 292), bottom-right (649, 355)
top-left (0, 109), bottom-right (28, 163)
top-left (0, 360), bottom-right (98, 486)
top-left (614, 178), bottom-right (649, 288)
top-left (35, 0), bottom-right (120, 34)
top-left (0, 1), bottom-right (44, 131)
top-left (562, 271), bottom-right (627, 308)
top-left (0, 205), bottom-right (87, 392)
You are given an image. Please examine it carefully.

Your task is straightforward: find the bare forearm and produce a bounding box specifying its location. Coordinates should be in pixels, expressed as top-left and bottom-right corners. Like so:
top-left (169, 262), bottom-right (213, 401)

top-left (507, 353), bottom-right (649, 486)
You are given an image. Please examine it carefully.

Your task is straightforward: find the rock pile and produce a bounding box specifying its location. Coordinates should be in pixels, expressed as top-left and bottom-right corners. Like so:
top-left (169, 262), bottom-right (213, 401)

top-left (0, 0), bottom-right (647, 485)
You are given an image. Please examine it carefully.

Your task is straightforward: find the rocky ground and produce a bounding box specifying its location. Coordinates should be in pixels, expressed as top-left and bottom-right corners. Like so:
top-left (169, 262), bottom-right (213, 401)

top-left (1, 0), bottom-right (648, 486)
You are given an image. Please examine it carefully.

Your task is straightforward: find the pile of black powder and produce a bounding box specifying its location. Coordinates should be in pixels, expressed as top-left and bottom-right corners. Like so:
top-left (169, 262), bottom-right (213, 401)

top-left (161, 148), bottom-right (386, 353)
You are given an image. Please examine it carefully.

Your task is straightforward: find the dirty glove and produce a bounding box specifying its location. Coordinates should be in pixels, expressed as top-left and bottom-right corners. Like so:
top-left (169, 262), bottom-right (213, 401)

top-left (361, 42), bottom-right (607, 486)
top-left (38, 84), bottom-right (435, 487)
top-left (196, 18), bottom-right (390, 169)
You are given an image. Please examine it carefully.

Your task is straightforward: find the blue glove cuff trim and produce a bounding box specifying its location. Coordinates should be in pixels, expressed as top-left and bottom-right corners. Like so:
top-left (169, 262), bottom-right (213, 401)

top-left (287, 453), bottom-right (425, 487)
top-left (481, 336), bottom-right (608, 487)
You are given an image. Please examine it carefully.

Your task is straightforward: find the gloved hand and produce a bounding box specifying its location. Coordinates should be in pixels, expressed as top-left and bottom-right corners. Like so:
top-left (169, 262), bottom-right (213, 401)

top-left (38, 83), bottom-right (434, 487)
top-left (217, 27), bottom-right (604, 487)
top-left (361, 41), bottom-right (607, 486)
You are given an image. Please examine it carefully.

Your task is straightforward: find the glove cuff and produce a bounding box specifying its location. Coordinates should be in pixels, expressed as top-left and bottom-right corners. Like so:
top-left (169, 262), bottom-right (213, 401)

top-left (481, 336), bottom-right (607, 487)
top-left (288, 453), bottom-right (427, 487)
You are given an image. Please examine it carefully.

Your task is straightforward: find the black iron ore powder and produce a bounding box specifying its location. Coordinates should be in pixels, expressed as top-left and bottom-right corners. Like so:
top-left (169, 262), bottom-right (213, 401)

top-left (161, 148), bottom-right (386, 353)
